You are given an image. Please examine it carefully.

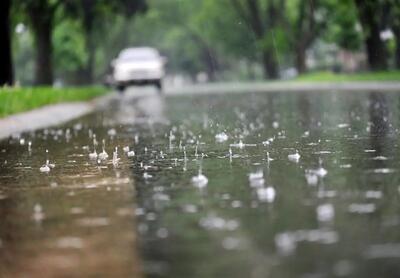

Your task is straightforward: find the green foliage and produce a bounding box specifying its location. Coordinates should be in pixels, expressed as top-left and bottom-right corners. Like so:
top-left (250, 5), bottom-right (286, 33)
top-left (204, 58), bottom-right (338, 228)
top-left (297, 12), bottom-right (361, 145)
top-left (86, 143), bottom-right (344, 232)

top-left (53, 20), bottom-right (87, 72)
top-left (10, 0), bottom-right (400, 84)
top-left (0, 86), bottom-right (107, 117)
top-left (324, 0), bottom-right (362, 51)
top-left (198, 0), bottom-right (258, 60)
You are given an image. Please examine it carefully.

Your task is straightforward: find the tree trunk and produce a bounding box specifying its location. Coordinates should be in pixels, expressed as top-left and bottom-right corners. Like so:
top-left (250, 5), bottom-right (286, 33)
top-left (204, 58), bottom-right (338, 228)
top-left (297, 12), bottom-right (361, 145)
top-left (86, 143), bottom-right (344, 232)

top-left (295, 45), bottom-right (307, 74)
top-left (355, 0), bottom-right (388, 71)
top-left (188, 31), bottom-right (218, 82)
top-left (394, 28), bottom-right (400, 69)
top-left (365, 29), bottom-right (388, 71)
top-left (262, 51), bottom-right (279, 79)
top-left (231, 0), bottom-right (281, 80)
top-left (82, 32), bottom-right (95, 84)
top-left (0, 0), bottom-right (13, 86)
top-left (82, 0), bottom-right (95, 84)
top-left (31, 15), bottom-right (54, 85)
top-left (292, 0), bottom-right (314, 75)
top-left (202, 46), bottom-right (218, 82)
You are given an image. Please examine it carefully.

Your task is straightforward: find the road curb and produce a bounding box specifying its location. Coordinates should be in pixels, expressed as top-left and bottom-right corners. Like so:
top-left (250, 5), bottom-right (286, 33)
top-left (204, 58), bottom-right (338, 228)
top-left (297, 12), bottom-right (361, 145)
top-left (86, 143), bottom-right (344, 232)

top-left (166, 81), bottom-right (400, 95)
top-left (0, 93), bottom-right (115, 140)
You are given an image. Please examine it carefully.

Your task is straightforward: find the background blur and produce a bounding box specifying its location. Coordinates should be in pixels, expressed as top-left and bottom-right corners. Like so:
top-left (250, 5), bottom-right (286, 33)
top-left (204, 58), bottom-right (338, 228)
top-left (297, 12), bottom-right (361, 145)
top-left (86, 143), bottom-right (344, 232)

top-left (3, 0), bottom-right (400, 86)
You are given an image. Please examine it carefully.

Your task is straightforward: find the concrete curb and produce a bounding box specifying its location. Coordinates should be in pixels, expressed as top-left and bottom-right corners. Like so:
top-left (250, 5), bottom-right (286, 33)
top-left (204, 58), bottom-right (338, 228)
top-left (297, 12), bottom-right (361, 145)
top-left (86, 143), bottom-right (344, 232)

top-left (0, 93), bottom-right (115, 140)
top-left (166, 81), bottom-right (400, 95)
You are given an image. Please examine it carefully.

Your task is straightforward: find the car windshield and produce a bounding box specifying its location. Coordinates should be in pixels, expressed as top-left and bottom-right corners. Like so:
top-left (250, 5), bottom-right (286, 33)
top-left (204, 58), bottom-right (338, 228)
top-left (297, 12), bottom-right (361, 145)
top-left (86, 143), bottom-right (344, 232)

top-left (118, 49), bottom-right (158, 61)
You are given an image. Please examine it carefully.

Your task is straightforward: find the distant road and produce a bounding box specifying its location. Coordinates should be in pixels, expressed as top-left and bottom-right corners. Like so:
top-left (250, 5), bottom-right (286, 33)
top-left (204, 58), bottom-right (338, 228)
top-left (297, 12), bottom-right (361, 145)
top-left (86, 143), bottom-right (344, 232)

top-left (2, 81), bottom-right (400, 140)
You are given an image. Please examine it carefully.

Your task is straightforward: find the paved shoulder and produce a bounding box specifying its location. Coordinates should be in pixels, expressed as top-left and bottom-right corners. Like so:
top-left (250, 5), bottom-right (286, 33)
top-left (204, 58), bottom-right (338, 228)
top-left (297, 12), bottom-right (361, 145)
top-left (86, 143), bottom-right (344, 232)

top-left (0, 94), bottom-right (114, 140)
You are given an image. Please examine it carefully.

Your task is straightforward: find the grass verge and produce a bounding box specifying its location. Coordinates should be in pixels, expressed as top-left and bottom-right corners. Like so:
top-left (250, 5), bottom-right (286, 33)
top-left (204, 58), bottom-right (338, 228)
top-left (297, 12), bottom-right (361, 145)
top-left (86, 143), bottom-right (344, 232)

top-left (0, 86), bottom-right (108, 118)
top-left (295, 71), bottom-right (400, 82)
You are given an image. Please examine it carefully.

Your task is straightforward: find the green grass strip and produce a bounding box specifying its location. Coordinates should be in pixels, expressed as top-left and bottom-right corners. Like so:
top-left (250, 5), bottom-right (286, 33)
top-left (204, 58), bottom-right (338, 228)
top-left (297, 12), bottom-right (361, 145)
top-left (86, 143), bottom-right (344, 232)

top-left (295, 71), bottom-right (400, 82)
top-left (0, 86), bottom-right (108, 118)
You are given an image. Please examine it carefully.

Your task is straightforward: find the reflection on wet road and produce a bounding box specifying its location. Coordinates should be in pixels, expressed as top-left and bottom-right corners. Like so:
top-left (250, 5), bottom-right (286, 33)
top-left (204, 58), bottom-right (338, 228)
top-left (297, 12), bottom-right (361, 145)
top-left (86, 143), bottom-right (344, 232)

top-left (2, 88), bottom-right (400, 277)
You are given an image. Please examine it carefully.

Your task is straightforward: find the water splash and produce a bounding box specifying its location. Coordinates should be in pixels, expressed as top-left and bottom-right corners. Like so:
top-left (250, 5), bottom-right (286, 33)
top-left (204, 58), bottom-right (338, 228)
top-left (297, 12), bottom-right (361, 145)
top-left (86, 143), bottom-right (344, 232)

top-left (112, 147), bottom-right (120, 166)
top-left (288, 150), bottom-right (301, 163)
top-left (191, 165), bottom-right (208, 188)
top-left (215, 132), bottom-right (229, 143)
top-left (98, 139), bottom-right (109, 160)
top-left (317, 203), bottom-right (335, 222)
top-left (40, 149), bottom-right (54, 173)
top-left (257, 186), bottom-right (276, 203)
top-left (89, 138), bottom-right (98, 160)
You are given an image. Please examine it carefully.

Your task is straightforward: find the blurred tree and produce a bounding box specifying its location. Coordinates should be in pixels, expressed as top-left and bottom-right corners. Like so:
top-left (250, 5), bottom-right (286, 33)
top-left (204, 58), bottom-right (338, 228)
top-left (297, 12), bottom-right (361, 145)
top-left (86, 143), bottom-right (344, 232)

top-left (354, 0), bottom-right (388, 70)
top-left (149, 0), bottom-right (220, 81)
top-left (122, 8), bottom-right (206, 80)
top-left (164, 29), bottom-right (207, 81)
top-left (12, 0), bottom-right (146, 86)
top-left (0, 0), bottom-right (13, 86)
top-left (229, 0), bottom-right (284, 79)
top-left (63, 0), bottom-right (147, 84)
top-left (198, 0), bottom-right (259, 77)
top-left (10, 0), bottom-right (398, 86)
top-left (53, 20), bottom-right (88, 83)
top-left (284, 0), bottom-right (329, 73)
top-left (13, 0), bottom-right (63, 85)
top-left (324, 0), bottom-right (361, 52)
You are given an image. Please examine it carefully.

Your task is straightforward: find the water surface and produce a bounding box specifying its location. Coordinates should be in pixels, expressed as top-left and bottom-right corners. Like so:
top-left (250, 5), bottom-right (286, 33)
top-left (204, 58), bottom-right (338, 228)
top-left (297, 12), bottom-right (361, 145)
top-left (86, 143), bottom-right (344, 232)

top-left (1, 89), bottom-right (400, 277)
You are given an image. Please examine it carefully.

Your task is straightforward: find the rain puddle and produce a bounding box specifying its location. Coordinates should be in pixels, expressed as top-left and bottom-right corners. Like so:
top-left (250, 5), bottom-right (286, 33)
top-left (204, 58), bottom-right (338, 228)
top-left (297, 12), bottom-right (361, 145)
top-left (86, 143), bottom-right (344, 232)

top-left (1, 89), bottom-right (400, 277)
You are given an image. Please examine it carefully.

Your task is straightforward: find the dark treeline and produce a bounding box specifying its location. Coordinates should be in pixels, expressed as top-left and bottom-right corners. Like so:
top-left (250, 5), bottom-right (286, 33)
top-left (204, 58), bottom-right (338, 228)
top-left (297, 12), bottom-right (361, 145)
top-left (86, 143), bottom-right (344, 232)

top-left (1, 0), bottom-right (400, 86)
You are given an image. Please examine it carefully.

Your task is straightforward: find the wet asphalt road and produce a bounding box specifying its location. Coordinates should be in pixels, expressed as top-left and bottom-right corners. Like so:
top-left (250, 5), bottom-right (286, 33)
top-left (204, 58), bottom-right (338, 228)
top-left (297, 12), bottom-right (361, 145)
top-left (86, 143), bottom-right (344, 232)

top-left (1, 87), bottom-right (400, 277)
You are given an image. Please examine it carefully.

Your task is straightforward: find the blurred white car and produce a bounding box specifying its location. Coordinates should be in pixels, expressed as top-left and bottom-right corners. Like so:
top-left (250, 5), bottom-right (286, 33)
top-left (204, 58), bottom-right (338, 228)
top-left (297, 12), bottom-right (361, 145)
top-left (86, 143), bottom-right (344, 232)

top-left (111, 47), bottom-right (166, 92)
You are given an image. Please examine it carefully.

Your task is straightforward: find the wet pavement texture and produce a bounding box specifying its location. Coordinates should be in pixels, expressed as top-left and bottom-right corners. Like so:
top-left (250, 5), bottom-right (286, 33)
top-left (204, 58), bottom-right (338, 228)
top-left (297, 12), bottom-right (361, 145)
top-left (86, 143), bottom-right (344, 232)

top-left (1, 89), bottom-right (400, 277)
